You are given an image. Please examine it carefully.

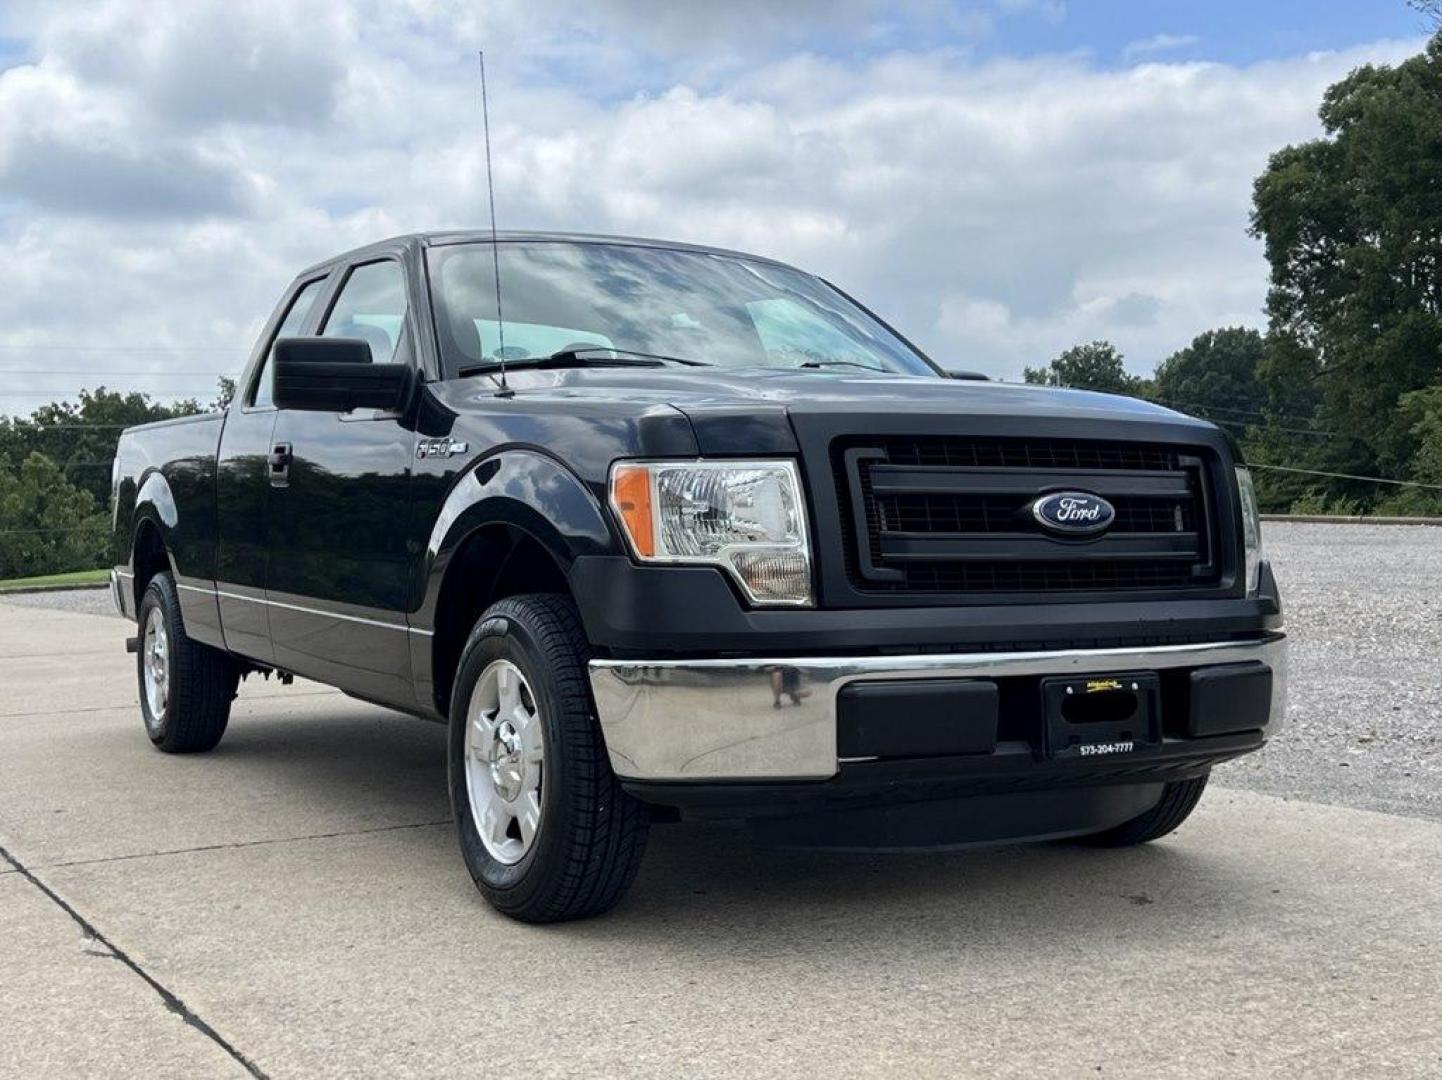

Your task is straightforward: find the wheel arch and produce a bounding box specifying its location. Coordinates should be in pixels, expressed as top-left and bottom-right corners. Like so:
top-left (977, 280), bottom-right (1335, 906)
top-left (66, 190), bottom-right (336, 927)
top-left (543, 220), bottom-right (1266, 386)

top-left (129, 470), bottom-right (179, 612)
top-left (418, 449), bottom-right (616, 717)
top-left (130, 518), bottom-right (172, 612)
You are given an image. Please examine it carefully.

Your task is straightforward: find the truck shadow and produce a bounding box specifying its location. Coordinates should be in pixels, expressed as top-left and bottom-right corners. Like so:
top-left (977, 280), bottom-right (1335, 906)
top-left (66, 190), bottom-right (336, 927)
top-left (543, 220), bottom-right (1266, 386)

top-left (215, 707), bottom-right (1261, 954)
top-left (583, 819), bottom-right (1259, 959)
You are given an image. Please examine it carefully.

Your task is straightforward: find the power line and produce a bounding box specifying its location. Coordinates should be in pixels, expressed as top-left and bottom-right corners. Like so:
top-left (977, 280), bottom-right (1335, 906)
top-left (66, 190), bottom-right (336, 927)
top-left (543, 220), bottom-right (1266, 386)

top-left (0, 344), bottom-right (245, 352)
top-left (0, 526), bottom-right (104, 535)
top-left (1250, 463), bottom-right (1442, 491)
top-left (0, 393), bottom-right (218, 400)
top-left (1057, 382), bottom-right (1333, 432)
top-left (1195, 415), bottom-right (1334, 440)
top-left (3, 423), bottom-right (135, 431)
top-left (1150, 396), bottom-right (1332, 430)
top-left (0, 369), bottom-right (233, 376)
top-left (0, 389), bottom-right (218, 396)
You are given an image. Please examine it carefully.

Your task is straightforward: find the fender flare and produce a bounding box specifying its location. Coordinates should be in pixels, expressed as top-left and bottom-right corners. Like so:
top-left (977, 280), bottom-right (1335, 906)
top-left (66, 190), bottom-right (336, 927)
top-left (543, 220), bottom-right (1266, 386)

top-left (415, 449), bottom-right (616, 629)
top-left (130, 468), bottom-right (179, 571)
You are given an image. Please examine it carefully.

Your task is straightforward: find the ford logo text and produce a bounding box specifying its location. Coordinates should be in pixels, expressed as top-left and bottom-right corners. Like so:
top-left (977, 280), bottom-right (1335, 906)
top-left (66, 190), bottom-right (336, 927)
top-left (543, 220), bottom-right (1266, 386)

top-left (1031, 491), bottom-right (1116, 536)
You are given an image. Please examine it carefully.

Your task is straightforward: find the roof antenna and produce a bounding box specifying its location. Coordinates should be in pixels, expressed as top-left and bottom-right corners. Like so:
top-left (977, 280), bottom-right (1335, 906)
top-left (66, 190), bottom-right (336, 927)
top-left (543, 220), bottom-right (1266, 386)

top-left (479, 50), bottom-right (513, 399)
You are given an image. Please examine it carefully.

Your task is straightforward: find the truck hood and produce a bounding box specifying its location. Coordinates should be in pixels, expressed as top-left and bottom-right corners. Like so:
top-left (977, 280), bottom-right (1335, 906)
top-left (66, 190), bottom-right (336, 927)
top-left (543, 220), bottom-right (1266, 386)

top-left (480, 366), bottom-right (1176, 416)
top-left (457, 366), bottom-right (1210, 455)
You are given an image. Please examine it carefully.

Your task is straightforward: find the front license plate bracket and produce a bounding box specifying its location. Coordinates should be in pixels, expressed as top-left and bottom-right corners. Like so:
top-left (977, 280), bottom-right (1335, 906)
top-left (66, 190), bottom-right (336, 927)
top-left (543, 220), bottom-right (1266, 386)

top-left (1041, 671), bottom-right (1161, 760)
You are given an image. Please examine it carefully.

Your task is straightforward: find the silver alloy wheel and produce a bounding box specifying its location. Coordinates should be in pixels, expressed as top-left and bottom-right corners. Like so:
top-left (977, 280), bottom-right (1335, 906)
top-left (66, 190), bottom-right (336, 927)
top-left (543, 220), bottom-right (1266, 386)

top-left (142, 606), bottom-right (169, 727)
top-left (464, 659), bottom-right (545, 865)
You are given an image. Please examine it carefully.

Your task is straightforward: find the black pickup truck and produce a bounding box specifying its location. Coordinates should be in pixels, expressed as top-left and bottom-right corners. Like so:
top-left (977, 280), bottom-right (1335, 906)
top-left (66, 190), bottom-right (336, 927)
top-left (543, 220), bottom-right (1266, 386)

top-left (110, 231), bottom-right (1286, 922)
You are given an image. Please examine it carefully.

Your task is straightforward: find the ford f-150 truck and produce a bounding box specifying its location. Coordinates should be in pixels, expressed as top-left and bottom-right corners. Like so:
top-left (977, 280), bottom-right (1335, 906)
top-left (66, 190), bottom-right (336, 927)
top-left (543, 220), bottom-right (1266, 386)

top-left (110, 231), bottom-right (1286, 923)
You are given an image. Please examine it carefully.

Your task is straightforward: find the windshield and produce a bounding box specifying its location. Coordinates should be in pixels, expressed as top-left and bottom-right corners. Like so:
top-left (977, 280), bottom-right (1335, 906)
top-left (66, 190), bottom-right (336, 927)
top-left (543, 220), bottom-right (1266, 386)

top-left (426, 241), bottom-right (937, 378)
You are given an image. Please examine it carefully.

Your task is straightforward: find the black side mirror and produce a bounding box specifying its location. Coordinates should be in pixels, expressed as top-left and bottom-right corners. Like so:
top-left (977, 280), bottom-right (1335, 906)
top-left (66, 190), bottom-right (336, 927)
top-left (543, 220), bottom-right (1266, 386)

top-left (945, 369), bottom-right (991, 381)
top-left (272, 337), bottom-right (414, 412)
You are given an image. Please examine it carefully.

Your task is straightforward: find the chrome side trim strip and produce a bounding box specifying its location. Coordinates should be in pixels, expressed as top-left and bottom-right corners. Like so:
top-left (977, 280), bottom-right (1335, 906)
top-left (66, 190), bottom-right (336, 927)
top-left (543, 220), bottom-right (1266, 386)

top-left (218, 589), bottom-right (410, 632)
top-left (588, 636), bottom-right (1287, 782)
top-left (180, 585), bottom-right (435, 635)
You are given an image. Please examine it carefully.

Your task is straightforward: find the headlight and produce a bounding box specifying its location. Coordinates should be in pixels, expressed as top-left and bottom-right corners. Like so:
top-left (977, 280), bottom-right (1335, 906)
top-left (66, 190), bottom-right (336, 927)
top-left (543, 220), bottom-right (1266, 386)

top-left (609, 459), bottom-right (813, 606)
top-left (1236, 466), bottom-right (1263, 595)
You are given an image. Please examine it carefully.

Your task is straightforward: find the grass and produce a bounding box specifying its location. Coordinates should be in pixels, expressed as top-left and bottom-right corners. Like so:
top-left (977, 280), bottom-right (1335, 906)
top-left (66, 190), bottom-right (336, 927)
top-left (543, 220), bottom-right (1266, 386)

top-left (0, 568), bottom-right (109, 592)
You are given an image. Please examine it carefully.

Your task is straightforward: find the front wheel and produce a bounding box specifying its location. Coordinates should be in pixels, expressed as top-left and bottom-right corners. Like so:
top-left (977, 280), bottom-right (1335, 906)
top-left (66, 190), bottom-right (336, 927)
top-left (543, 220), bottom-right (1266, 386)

top-left (448, 594), bottom-right (649, 923)
top-left (1079, 775), bottom-right (1210, 847)
top-left (136, 572), bottom-right (238, 753)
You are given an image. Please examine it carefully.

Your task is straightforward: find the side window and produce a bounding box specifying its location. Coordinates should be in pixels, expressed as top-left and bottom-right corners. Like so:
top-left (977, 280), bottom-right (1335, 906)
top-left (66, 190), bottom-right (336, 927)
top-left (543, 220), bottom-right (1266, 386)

top-left (321, 260), bottom-right (408, 363)
top-left (250, 278), bottom-right (325, 408)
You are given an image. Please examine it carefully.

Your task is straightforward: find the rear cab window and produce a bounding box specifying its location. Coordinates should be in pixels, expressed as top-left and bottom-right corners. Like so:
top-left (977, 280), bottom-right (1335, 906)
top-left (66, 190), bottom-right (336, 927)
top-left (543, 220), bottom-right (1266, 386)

top-left (250, 277), bottom-right (326, 408)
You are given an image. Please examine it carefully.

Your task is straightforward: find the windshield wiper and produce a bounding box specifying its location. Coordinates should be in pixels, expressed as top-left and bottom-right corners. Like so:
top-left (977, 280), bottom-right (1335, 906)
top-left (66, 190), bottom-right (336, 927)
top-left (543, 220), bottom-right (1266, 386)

top-left (459, 347), bottom-right (711, 379)
top-left (798, 359), bottom-right (883, 371)
top-left (550, 347), bottom-right (712, 367)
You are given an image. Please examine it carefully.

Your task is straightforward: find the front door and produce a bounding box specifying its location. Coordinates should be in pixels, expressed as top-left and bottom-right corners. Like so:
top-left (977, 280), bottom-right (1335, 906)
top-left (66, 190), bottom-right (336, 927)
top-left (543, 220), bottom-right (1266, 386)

top-left (265, 258), bottom-right (418, 707)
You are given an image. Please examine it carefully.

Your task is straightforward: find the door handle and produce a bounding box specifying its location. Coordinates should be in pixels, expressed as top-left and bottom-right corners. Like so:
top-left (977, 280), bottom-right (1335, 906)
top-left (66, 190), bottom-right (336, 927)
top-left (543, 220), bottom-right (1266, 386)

top-left (268, 442), bottom-right (292, 487)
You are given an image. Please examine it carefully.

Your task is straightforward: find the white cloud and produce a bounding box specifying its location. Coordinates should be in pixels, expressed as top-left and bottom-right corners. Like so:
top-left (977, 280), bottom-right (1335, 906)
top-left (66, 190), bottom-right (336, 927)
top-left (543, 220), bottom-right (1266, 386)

top-left (1123, 33), bottom-right (1202, 62)
top-left (996, 0), bottom-right (1065, 25)
top-left (41, 0), bottom-right (351, 129)
top-left (0, 1), bottom-right (1426, 409)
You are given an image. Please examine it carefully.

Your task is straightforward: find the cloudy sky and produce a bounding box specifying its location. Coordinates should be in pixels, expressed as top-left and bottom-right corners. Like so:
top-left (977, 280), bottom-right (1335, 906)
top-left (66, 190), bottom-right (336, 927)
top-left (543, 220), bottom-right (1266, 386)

top-left (0, 0), bottom-right (1427, 410)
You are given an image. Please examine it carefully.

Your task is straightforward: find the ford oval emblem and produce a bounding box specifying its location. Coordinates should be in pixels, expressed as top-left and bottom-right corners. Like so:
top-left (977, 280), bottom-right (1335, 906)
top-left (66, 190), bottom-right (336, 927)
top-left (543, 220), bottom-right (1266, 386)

top-left (1032, 491), bottom-right (1115, 536)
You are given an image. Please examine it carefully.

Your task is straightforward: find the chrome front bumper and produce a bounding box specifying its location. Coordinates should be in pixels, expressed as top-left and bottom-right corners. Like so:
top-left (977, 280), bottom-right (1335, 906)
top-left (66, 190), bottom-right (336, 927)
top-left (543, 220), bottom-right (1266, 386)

top-left (589, 636), bottom-right (1287, 782)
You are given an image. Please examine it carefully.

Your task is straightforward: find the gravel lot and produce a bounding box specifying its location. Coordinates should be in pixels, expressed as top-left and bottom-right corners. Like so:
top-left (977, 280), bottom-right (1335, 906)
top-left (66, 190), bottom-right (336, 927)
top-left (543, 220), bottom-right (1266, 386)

top-left (1216, 521), bottom-right (1442, 821)
top-left (0, 586), bottom-right (114, 618)
top-left (9, 521), bottom-right (1438, 821)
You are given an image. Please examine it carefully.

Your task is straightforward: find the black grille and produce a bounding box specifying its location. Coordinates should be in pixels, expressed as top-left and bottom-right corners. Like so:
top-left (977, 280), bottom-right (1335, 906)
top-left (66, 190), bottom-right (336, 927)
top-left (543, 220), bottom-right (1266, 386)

top-left (835, 435), bottom-right (1220, 596)
top-left (876, 493), bottom-right (1194, 535)
top-left (873, 435), bottom-right (1181, 472)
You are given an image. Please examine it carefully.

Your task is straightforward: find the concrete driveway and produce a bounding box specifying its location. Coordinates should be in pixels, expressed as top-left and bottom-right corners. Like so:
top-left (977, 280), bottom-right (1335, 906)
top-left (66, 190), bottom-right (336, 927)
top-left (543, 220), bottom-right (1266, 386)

top-left (1, 596), bottom-right (1439, 1077)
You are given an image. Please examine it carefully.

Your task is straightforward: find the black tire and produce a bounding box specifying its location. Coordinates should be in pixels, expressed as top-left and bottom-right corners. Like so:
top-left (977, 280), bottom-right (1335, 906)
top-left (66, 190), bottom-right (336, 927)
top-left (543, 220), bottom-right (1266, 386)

top-left (136, 572), bottom-right (238, 753)
top-left (447, 594), bottom-right (649, 923)
top-left (1079, 775), bottom-right (1210, 847)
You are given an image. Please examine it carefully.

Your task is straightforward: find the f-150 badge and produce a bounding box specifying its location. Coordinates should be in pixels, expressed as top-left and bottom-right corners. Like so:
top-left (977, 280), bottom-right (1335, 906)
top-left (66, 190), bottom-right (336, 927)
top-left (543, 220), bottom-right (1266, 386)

top-left (416, 437), bottom-right (470, 460)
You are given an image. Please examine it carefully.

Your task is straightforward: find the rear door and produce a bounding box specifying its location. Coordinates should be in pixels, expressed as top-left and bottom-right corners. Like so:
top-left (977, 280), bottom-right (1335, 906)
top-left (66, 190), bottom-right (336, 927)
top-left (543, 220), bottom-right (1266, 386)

top-left (215, 274), bottom-right (329, 663)
top-left (264, 258), bottom-right (419, 706)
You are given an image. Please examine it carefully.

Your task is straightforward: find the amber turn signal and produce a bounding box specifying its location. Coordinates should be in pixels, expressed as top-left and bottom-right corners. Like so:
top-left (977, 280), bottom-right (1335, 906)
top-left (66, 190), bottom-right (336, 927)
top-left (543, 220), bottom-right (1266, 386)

top-left (610, 464), bottom-right (655, 557)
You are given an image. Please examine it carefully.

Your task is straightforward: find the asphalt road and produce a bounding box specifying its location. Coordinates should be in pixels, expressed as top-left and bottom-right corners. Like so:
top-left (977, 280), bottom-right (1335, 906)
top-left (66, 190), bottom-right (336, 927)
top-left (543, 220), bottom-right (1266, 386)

top-left (1, 522), bottom-right (1438, 1077)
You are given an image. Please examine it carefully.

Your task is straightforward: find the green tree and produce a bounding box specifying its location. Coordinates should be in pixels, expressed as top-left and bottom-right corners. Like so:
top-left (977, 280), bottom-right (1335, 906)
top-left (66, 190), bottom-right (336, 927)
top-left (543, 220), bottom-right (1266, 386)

top-left (1374, 383), bottom-right (1442, 513)
top-left (1403, 384), bottom-right (1442, 485)
top-left (0, 387), bottom-right (207, 507)
top-left (1024, 341), bottom-right (1141, 395)
top-left (1251, 35), bottom-right (1442, 502)
top-left (1409, 1), bottom-right (1442, 29)
top-left (0, 452), bottom-right (108, 578)
top-left (1152, 328), bottom-right (1264, 419)
top-left (213, 376), bottom-right (237, 410)
top-left (1239, 333), bottom-right (1329, 511)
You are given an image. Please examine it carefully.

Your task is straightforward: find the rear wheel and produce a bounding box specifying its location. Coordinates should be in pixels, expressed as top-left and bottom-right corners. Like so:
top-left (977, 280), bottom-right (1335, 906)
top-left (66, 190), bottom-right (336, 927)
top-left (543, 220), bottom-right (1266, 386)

top-left (448, 594), bottom-right (648, 923)
top-left (136, 572), bottom-right (238, 753)
top-left (1079, 775), bottom-right (1210, 847)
